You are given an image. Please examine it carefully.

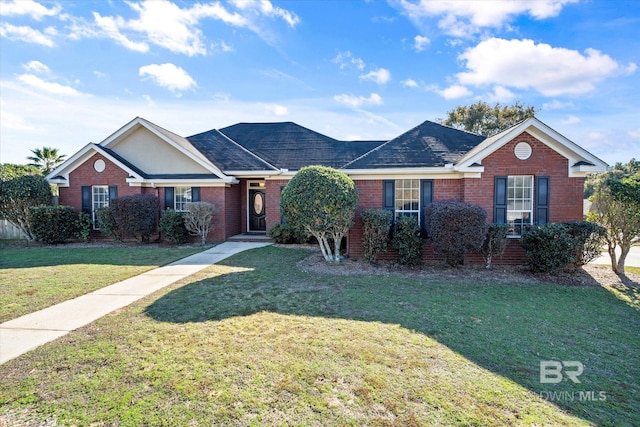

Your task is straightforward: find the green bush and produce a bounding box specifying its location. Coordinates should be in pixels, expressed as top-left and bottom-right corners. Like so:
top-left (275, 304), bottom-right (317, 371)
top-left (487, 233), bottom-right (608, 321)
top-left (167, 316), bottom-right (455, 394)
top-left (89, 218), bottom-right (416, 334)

top-left (563, 221), bottom-right (607, 269)
top-left (109, 194), bottom-right (160, 243)
top-left (480, 224), bottom-right (510, 268)
top-left (425, 200), bottom-right (488, 267)
top-left (269, 223), bottom-right (294, 244)
top-left (520, 223), bottom-right (575, 273)
top-left (281, 165), bottom-right (358, 262)
top-left (96, 207), bottom-right (121, 240)
top-left (160, 209), bottom-right (190, 244)
top-left (392, 215), bottom-right (423, 266)
top-left (0, 174), bottom-right (53, 240)
top-left (361, 208), bottom-right (392, 263)
top-left (75, 211), bottom-right (92, 241)
top-left (28, 206), bottom-right (77, 244)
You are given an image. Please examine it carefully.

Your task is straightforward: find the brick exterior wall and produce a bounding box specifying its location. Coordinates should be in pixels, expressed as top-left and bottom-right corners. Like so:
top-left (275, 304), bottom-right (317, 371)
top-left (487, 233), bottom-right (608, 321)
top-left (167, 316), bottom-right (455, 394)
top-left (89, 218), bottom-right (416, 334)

top-left (265, 179), bottom-right (288, 231)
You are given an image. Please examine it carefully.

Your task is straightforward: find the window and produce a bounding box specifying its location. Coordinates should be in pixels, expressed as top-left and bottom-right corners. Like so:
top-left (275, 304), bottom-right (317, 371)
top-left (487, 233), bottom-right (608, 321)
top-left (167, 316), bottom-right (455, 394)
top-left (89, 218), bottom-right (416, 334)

top-left (395, 179), bottom-right (420, 222)
top-left (506, 176), bottom-right (533, 236)
top-left (92, 185), bottom-right (109, 229)
top-left (174, 186), bottom-right (192, 211)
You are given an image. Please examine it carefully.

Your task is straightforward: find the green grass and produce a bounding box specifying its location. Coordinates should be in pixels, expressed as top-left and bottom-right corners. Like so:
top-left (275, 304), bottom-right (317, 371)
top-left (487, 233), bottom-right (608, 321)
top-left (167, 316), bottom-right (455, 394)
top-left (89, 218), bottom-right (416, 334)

top-left (1, 246), bottom-right (638, 426)
top-left (0, 245), bottom-right (202, 322)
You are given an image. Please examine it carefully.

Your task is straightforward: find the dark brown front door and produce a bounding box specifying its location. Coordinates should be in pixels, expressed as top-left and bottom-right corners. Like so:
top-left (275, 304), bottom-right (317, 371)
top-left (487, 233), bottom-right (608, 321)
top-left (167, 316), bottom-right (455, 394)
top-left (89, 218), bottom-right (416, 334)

top-left (249, 189), bottom-right (266, 231)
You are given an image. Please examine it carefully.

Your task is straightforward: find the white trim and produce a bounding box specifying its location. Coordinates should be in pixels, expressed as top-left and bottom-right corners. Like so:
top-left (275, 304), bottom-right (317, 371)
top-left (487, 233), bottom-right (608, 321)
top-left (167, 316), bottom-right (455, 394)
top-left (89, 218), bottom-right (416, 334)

top-left (246, 180), bottom-right (266, 232)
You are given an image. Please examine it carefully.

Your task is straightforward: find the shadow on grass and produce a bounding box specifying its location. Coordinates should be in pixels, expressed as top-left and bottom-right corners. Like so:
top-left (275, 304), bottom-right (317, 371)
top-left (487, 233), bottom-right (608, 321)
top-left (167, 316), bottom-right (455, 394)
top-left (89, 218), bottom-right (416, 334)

top-left (145, 246), bottom-right (640, 427)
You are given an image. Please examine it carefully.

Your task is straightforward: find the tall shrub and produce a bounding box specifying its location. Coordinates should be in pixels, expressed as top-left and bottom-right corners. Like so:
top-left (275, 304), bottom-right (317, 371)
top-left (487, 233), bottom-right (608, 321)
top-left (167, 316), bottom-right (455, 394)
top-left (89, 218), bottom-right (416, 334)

top-left (563, 221), bottom-right (607, 269)
top-left (520, 223), bottom-right (575, 273)
top-left (361, 208), bottom-right (392, 263)
top-left (108, 194), bottom-right (160, 243)
top-left (75, 211), bottom-right (92, 241)
top-left (281, 166), bottom-right (358, 263)
top-left (392, 215), bottom-right (423, 266)
top-left (0, 174), bottom-right (52, 240)
top-left (425, 200), bottom-right (488, 267)
top-left (480, 223), bottom-right (509, 269)
top-left (29, 206), bottom-right (77, 244)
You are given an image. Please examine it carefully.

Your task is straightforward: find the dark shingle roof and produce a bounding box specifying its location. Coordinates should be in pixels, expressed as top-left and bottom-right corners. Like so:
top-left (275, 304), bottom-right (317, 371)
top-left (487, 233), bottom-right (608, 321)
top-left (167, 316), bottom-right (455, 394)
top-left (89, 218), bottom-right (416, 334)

top-left (217, 122), bottom-right (384, 170)
top-left (187, 129), bottom-right (278, 171)
top-left (344, 120), bottom-right (486, 169)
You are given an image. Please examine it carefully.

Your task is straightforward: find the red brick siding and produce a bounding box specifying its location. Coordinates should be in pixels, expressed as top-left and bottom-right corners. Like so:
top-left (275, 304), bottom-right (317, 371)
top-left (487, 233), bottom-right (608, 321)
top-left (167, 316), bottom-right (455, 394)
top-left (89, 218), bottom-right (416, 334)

top-left (265, 179), bottom-right (288, 232)
top-left (223, 185), bottom-right (241, 239)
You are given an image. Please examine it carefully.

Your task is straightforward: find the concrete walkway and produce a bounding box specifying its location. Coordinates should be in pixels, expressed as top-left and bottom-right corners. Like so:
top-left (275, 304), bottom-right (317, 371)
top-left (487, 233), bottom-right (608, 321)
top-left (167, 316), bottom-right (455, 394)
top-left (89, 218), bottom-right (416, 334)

top-left (0, 241), bottom-right (271, 365)
top-left (592, 245), bottom-right (640, 268)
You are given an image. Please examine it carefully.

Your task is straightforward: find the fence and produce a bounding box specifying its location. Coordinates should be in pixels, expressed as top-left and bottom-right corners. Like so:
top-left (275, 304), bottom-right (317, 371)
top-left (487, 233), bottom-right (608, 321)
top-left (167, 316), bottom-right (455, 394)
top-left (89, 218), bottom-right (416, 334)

top-left (0, 220), bottom-right (26, 239)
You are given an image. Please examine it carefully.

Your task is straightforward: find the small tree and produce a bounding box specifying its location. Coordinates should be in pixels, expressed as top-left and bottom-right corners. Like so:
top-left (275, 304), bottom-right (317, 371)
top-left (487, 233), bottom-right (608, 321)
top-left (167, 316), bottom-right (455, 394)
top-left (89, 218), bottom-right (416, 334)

top-left (0, 174), bottom-right (53, 240)
top-left (281, 165), bottom-right (358, 263)
top-left (588, 165), bottom-right (640, 275)
top-left (480, 224), bottom-right (509, 269)
top-left (425, 200), bottom-right (488, 267)
top-left (437, 101), bottom-right (537, 136)
top-left (361, 208), bottom-right (393, 263)
top-left (184, 202), bottom-right (216, 245)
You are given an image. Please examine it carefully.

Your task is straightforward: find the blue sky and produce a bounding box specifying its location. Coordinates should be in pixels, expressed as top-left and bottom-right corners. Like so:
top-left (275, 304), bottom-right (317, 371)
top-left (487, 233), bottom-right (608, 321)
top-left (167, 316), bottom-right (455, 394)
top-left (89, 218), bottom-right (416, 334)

top-left (1, 0), bottom-right (638, 166)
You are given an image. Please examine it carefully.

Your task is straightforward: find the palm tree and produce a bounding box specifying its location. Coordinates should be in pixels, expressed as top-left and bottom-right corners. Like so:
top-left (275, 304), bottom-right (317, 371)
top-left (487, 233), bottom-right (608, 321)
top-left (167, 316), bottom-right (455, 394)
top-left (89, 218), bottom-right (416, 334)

top-left (27, 147), bottom-right (67, 175)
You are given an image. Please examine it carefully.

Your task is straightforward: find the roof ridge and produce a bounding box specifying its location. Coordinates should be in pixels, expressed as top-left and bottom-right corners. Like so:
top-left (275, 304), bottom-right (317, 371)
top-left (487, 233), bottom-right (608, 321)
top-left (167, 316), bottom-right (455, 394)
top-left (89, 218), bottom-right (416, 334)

top-left (213, 129), bottom-right (280, 171)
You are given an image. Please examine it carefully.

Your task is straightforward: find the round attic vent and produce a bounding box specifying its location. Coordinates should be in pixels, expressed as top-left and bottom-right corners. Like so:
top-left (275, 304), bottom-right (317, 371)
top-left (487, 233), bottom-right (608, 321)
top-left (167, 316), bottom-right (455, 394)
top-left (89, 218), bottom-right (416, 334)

top-left (94, 159), bottom-right (106, 172)
top-left (514, 142), bottom-right (532, 160)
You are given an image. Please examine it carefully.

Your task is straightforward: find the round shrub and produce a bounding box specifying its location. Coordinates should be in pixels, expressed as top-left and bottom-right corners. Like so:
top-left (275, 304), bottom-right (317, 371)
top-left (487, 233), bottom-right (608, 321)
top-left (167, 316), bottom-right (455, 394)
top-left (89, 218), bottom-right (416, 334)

top-left (160, 209), bottom-right (190, 244)
top-left (520, 223), bottom-right (575, 273)
top-left (29, 205), bottom-right (77, 244)
top-left (109, 194), bottom-right (160, 243)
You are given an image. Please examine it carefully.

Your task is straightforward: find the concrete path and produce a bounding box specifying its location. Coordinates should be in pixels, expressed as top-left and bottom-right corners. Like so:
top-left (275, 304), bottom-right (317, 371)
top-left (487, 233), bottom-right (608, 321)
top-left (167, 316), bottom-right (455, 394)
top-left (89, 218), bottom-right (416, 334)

top-left (0, 241), bottom-right (271, 365)
top-left (592, 245), bottom-right (640, 268)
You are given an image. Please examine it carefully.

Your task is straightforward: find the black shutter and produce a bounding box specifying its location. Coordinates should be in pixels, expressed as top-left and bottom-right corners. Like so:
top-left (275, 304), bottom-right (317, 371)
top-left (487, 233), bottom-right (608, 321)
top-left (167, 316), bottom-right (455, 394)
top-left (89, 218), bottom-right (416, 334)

top-left (494, 176), bottom-right (507, 224)
top-left (535, 176), bottom-right (550, 225)
top-left (164, 187), bottom-right (174, 210)
top-left (81, 186), bottom-right (91, 214)
top-left (383, 180), bottom-right (395, 214)
top-left (108, 185), bottom-right (118, 202)
top-left (191, 187), bottom-right (200, 202)
top-left (420, 179), bottom-right (433, 233)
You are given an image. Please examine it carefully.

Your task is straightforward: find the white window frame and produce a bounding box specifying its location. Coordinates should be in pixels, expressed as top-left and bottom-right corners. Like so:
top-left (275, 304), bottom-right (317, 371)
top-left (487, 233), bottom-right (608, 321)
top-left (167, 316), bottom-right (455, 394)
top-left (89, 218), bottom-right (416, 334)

top-left (92, 185), bottom-right (109, 230)
top-left (506, 175), bottom-right (534, 237)
top-left (395, 179), bottom-right (420, 224)
top-left (174, 186), bottom-right (192, 212)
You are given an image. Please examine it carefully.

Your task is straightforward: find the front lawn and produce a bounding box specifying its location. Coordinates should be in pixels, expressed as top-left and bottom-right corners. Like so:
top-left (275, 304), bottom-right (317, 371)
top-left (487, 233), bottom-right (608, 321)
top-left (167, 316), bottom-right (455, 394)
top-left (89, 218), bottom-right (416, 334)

top-left (0, 244), bottom-right (202, 322)
top-left (1, 246), bottom-right (638, 426)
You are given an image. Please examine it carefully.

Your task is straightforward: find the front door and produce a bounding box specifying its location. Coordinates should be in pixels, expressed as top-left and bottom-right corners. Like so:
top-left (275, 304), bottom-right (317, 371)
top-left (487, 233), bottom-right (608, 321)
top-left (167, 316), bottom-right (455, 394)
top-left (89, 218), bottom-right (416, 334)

top-left (249, 189), bottom-right (266, 232)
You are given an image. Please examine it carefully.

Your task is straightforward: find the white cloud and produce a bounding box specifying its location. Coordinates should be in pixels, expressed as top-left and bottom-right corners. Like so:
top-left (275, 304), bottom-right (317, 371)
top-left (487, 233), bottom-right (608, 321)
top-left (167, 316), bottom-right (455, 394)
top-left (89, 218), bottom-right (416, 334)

top-left (629, 128), bottom-right (640, 141)
top-left (230, 0), bottom-right (300, 27)
top-left (212, 40), bottom-right (234, 53)
top-left (139, 63), bottom-right (197, 94)
top-left (0, 23), bottom-right (56, 47)
top-left (17, 74), bottom-right (82, 96)
top-left (414, 35), bottom-right (430, 51)
top-left (23, 60), bottom-right (50, 74)
top-left (431, 84), bottom-right (472, 100)
top-left (401, 78), bottom-right (419, 88)
top-left (561, 115), bottom-right (581, 125)
top-left (334, 93), bottom-right (383, 108)
top-left (456, 38), bottom-right (633, 96)
top-left (91, 12), bottom-right (150, 53)
top-left (0, 109), bottom-right (33, 131)
top-left (486, 85), bottom-right (515, 102)
top-left (360, 68), bottom-right (392, 84)
top-left (396, 0), bottom-right (578, 38)
top-left (262, 103), bottom-right (288, 116)
top-left (332, 51), bottom-right (365, 71)
top-left (0, 0), bottom-right (61, 20)
top-left (542, 100), bottom-right (574, 110)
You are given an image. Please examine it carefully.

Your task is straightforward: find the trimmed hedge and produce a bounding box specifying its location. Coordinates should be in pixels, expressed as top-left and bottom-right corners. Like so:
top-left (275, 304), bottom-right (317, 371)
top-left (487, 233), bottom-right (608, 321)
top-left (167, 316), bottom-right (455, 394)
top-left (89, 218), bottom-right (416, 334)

top-left (361, 208), bottom-right (392, 263)
top-left (392, 215), bottom-right (423, 266)
top-left (425, 200), bottom-right (488, 267)
top-left (160, 209), bottom-right (190, 245)
top-left (28, 206), bottom-right (77, 244)
top-left (100, 194), bottom-right (160, 243)
top-left (75, 211), bottom-right (92, 241)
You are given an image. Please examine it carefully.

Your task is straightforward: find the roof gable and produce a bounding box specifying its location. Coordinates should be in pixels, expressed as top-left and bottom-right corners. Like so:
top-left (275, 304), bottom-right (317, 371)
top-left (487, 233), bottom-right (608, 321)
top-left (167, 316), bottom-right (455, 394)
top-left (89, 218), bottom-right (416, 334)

top-left (344, 120), bottom-right (485, 169)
